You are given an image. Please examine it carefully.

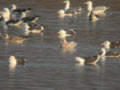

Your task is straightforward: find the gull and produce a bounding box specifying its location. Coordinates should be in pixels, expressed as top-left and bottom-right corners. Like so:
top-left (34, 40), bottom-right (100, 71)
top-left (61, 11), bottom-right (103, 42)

top-left (9, 55), bottom-right (26, 72)
top-left (9, 55), bottom-right (26, 65)
top-left (75, 55), bottom-right (100, 65)
top-left (21, 23), bottom-right (44, 36)
top-left (101, 40), bottom-right (120, 51)
top-left (75, 48), bottom-right (106, 65)
top-left (56, 9), bottom-right (76, 17)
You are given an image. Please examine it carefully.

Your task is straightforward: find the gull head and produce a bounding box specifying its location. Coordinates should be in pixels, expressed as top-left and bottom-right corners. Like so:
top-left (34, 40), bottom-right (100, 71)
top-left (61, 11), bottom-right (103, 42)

top-left (63, 0), bottom-right (70, 3)
top-left (84, 1), bottom-right (93, 12)
top-left (2, 8), bottom-right (9, 12)
top-left (101, 40), bottom-right (111, 49)
top-left (10, 4), bottom-right (16, 10)
top-left (57, 10), bottom-right (65, 15)
top-left (9, 56), bottom-right (17, 65)
top-left (84, 1), bottom-right (92, 5)
top-left (75, 57), bottom-right (85, 65)
top-left (9, 56), bottom-right (16, 61)
top-left (57, 29), bottom-right (67, 39)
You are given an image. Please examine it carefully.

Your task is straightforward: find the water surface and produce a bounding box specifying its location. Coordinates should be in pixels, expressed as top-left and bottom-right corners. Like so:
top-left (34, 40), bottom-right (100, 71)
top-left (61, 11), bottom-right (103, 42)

top-left (0, 0), bottom-right (120, 90)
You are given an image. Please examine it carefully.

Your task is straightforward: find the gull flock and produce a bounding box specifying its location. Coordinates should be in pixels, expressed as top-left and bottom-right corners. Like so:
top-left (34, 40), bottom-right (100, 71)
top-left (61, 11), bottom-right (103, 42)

top-left (0, 0), bottom-right (120, 68)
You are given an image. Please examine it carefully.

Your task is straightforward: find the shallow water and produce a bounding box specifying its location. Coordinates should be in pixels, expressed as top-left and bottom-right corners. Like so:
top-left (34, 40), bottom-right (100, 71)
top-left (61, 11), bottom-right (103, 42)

top-left (0, 0), bottom-right (120, 90)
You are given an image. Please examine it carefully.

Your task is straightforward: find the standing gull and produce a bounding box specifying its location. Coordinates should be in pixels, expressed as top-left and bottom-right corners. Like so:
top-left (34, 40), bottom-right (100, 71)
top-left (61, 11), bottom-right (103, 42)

top-left (9, 55), bottom-right (26, 71)
top-left (75, 48), bottom-right (106, 65)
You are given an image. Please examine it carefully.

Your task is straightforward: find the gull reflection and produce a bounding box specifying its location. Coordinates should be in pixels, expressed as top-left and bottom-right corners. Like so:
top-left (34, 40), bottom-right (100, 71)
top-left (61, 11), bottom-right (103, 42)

top-left (75, 63), bottom-right (84, 73)
top-left (9, 63), bottom-right (16, 72)
top-left (101, 56), bottom-right (106, 62)
top-left (60, 39), bottom-right (77, 54)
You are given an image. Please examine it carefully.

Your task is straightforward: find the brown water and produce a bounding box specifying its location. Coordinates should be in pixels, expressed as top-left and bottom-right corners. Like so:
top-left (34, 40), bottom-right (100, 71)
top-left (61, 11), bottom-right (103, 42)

top-left (0, 0), bottom-right (120, 90)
